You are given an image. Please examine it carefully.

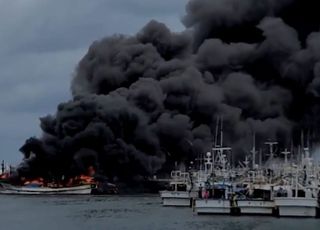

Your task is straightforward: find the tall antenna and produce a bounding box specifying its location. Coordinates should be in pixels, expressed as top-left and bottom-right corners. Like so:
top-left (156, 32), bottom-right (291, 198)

top-left (214, 116), bottom-right (219, 148)
top-left (259, 148), bottom-right (262, 166)
top-left (220, 116), bottom-right (224, 148)
top-left (251, 132), bottom-right (257, 169)
top-left (307, 129), bottom-right (311, 149)
top-left (290, 139), bottom-right (294, 163)
top-left (301, 130), bottom-right (305, 148)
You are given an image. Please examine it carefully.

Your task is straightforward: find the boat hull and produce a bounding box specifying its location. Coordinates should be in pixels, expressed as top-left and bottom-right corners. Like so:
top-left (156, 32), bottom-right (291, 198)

top-left (274, 197), bottom-right (319, 217)
top-left (196, 199), bottom-right (275, 215)
top-left (237, 200), bottom-right (274, 215)
top-left (160, 191), bottom-right (196, 207)
top-left (0, 183), bottom-right (92, 195)
top-left (195, 199), bottom-right (231, 214)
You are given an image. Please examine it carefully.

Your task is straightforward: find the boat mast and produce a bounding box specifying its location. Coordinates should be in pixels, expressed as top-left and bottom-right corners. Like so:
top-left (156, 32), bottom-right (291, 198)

top-left (251, 132), bottom-right (257, 169)
top-left (264, 141), bottom-right (278, 160)
top-left (281, 148), bottom-right (290, 165)
top-left (243, 155), bottom-right (250, 169)
top-left (214, 117), bottom-right (219, 148)
top-left (295, 166), bottom-right (298, 198)
top-left (220, 116), bottom-right (223, 148)
top-left (212, 116), bottom-right (231, 173)
top-left (290, 139), bottom-right (294, 164)
top-left (213, 116), bottom-right (220, 170)
top-left (259, 148), bottom-right (262, 166)
top-left (301, 130), bottom-right (304, 161)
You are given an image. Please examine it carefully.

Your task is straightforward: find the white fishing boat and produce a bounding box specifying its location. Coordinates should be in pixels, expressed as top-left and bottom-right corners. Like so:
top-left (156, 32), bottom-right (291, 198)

top-left (0, 182), bottom-right (92, 195)
top-left (236, 180), bottom-right (275, 215)
top-left (273, 184), bottom-right (319, 217)
top-left (160, 170), bottom-right (197, 207)
top-left (274, 196), bottom-right (318, 217)
top-left (274, 147), bottom-right (319, 217)
top-left (195, 182), bottom-right (233, 214)
top-left (195, 118), bottom-right (237, 214)
top-left (273, 148), bottom-right (320, 217)
top-left (236, 158), bottom-right (276, 216)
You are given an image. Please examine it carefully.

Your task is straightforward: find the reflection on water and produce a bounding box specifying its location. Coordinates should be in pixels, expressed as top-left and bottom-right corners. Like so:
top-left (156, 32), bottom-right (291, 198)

top-left (0, 195), bottom-right (319, 230)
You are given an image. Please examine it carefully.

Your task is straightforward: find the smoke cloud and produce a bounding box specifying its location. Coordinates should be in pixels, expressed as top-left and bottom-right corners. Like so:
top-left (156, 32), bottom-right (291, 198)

top-left (19, 0), bottom-right (320, 182)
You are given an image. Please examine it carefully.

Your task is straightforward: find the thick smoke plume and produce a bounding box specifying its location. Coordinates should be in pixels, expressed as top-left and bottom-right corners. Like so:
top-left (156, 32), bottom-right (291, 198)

top-left (19, 0), bottom-right (320, 182)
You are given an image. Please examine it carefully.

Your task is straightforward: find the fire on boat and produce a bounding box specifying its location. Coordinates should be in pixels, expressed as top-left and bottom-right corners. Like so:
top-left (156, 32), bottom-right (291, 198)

top-left (0, 164), bottom-right (118, 195)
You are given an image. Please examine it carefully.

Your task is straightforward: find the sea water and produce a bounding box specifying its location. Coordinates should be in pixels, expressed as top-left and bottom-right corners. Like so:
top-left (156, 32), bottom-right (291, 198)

top-left (0, 195), bottom-right (319, 230)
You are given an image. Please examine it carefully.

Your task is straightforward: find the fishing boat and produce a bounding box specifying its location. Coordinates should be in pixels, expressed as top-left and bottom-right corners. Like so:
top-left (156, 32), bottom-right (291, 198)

top-left (0, 182), bottom-right (92, 195)
top-left (273, 148), bottom-right (320, 217)
top-left (194, 148), bottom-right (237, 214)
top-left (0, 162), bottom-right (119, 195)
top-left (195, 182), bottom-right (233, 214)
top-left (274, 186), bottom-right (319, 217)
top-left (159, 170), bottom-right (197, 207)
top-left (195, 118), bottom-right (239, 214)
top-left (235, 150), bottom-right (277, 216)
top-left (236, 182), bottom-right (276, 215)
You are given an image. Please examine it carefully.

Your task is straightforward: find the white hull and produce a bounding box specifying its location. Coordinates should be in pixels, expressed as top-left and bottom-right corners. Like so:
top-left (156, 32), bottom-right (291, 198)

top-left (160, 191), bottom-right (196, 207)
top-left (274, 197), bottom-right (319, 217)
top-left (196, 199), bottom-right (275, 215)
top-left (237, 200), bottom-right (274, 215)
top-left (195, 199), bottom-right (230, 214)
top-left (0, 183), bottom-right (92, 195)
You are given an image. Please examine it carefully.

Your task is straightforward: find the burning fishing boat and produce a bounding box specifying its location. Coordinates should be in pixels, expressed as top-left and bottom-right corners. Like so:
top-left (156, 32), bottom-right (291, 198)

top-left (0, 173), bottom-right (94, 195)
top-left (0, 183), bottom-right (93, 195)
top-left (0, 163), bottom-right (118, 195)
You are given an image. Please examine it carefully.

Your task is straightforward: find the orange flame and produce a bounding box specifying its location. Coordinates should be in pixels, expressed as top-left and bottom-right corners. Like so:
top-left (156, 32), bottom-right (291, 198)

top-left (78, 175), bottom-right (94, 185)
top-left (23, 177), bottom-right (44, 186)
top-left (18, 166), bottom-right (97, 187)
top-left (0, 173), bottom-right (9, 179)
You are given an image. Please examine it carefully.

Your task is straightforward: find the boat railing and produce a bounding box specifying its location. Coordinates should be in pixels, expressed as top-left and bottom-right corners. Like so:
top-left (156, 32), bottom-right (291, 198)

top-left (170, 170), bottom-right (190, 184)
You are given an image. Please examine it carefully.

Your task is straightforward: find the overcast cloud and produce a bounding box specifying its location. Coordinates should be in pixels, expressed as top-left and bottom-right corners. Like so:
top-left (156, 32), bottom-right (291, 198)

top-left (0, 0), bottom-right (186, 164)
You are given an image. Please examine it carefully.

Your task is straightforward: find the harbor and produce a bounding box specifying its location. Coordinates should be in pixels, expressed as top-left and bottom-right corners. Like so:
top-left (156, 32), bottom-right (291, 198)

top-left (2, 128), bottom-right (320, 218)
top-left (2, 0), bottom-right (320, 228)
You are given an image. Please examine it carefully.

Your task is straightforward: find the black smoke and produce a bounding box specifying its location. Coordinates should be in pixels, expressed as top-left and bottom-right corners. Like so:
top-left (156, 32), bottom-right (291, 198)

top-left (18, 0), bottom-right (320, 182)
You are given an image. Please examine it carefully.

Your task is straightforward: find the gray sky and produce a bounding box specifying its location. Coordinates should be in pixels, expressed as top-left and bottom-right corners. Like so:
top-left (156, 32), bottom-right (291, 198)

top-left (0, 0), bottom-right (187, 164)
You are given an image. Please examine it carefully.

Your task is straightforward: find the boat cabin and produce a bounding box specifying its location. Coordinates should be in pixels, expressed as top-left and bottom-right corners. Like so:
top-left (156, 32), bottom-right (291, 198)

top-left (198, 182), bottom-right (233, 199)
top-left (274, 186), bottom-right (314, 199)
top-left (168, 182), bottom-right (188, 192)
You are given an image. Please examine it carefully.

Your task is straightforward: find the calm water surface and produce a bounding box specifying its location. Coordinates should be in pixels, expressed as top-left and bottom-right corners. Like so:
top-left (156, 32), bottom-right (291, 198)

top-left (0, 195), bottom-right (319, 230)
